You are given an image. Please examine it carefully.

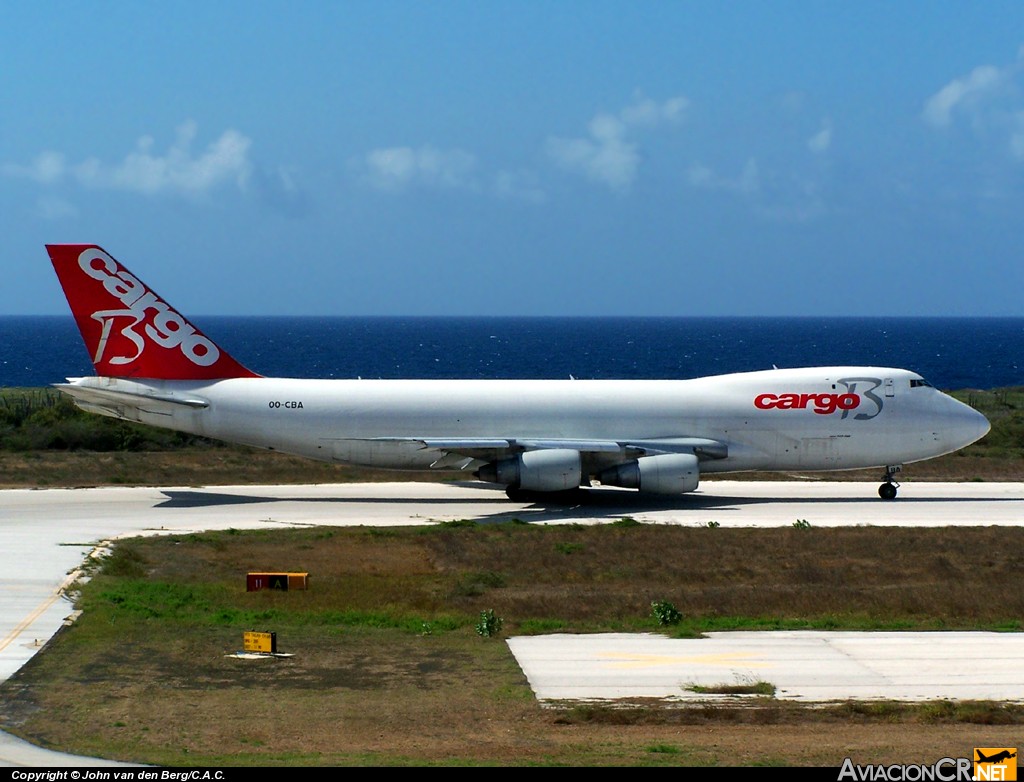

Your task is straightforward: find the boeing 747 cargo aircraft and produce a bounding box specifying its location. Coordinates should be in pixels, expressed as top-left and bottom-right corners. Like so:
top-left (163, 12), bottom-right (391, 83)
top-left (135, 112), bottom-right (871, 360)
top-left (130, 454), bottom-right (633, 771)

top-left (47, 245), bottom-right (990, 500)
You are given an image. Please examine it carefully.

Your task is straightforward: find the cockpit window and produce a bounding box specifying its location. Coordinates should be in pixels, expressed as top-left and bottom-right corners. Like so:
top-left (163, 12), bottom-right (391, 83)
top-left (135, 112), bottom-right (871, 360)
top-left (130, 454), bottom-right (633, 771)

top-left (910, 378), bottom-right (934, 389)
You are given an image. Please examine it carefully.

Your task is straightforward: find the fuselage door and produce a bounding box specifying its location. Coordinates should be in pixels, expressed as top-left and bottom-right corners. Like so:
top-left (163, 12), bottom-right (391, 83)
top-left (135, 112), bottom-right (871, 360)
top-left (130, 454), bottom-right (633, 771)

top-left (884, 377), bottom-right (895, 398)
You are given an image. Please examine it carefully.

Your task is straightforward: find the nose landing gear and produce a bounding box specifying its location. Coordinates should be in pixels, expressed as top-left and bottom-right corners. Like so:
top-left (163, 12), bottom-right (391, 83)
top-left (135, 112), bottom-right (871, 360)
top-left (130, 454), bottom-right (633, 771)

top-left (878, 465), bottom-right (902, 500)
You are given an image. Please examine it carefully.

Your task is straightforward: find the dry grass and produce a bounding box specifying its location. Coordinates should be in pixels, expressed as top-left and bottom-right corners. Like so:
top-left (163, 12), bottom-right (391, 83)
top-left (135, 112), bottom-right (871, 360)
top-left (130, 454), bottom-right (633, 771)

top-left (1, 524), bottom-right (1022, 766)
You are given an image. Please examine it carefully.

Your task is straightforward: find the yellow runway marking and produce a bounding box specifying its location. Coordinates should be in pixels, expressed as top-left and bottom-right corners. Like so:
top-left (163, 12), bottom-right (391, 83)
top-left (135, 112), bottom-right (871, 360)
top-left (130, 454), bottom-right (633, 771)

top-left (0, 570), bottom-right (80, 655)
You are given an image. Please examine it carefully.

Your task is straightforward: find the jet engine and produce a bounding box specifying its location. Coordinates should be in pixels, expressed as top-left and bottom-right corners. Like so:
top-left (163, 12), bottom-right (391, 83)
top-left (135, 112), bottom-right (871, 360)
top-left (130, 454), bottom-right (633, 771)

top-left (476, 448), bottom-right (582, 492)
top-left (597, 453), bottom-right (700, 495)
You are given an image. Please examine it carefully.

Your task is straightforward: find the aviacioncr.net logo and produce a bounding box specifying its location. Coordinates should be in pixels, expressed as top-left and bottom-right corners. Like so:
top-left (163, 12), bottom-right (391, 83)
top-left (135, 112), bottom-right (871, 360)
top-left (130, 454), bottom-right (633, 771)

top-left (838, 757), bottom-right (972, 781)
top-left (974, 748), bottom-right (1017, 781)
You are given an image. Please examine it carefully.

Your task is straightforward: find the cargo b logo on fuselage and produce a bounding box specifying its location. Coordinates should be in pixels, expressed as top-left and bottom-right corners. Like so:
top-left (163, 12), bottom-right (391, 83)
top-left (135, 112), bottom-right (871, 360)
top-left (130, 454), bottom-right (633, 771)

top-left (753, 377), bottom-right (886, 420)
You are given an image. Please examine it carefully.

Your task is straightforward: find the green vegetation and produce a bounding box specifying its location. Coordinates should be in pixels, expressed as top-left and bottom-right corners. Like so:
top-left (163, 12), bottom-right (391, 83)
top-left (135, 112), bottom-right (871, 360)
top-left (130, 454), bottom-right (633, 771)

top-left (43, 518), bottom-right (1024, 638)
top-left (959, 386), bottom-right (1024, 459)
top-left (2, 523), bottom-right (1023, 766)
top-left (0, 387), bottom-right (215, 452)
top-left (475, 609), bottom-right (503, 638)
top-left (650, 600), bottom-right (682, 626)
top-left (687, 680), bottom-right (777, 697)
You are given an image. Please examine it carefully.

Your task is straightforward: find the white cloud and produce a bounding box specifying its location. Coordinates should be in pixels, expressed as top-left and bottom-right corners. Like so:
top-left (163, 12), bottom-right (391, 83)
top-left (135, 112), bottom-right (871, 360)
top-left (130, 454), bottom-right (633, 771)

top-left (690, 160), bottom-right (827, 222)
top-left (363, 145), bottom-right (477, 191)
top-left (619, 95), bottom-right (689, 127)
top-left (546, 94), bottom-right (689, 191)
top-left (546, 129), bottom-right (638, 191)
top-left (923, 65), bottom-right (1004, 127)
top-left (807, 120), bottom-right (832, 154)
top-left (74, 121), bottom-right (252, 195)
top-left (2, 122), bottom-right (253, 198)
top-left (922, 54), bottom-right (1024, 162)
top-left (1, 151), bottom-right (67, 183)
top-left (688, 158), bottom-right (759, 196)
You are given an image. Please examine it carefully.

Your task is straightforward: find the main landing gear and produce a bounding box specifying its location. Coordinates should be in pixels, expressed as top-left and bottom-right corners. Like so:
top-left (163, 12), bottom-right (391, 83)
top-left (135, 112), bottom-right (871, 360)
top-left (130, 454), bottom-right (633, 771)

top-left (878, 465), bottom-right (902, 500)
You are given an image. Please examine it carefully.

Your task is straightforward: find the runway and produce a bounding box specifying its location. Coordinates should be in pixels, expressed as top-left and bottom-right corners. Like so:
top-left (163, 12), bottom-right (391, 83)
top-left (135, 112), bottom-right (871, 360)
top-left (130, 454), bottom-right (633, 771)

top-left (2, 479), bottom-right (1023, 765)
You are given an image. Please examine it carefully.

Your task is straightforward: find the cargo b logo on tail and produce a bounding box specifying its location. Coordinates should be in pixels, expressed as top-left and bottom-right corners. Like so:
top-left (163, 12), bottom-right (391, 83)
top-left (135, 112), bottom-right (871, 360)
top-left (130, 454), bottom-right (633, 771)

top-left (47, 244), bottom-right (258, 380)
top-left (78, 247), bottom-right (220, 367)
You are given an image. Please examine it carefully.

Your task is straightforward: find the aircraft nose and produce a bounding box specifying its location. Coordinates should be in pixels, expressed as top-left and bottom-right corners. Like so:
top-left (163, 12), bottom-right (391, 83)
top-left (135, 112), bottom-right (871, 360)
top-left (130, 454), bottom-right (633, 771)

top-left (951, 402), bottom-right (990, 449)
top-left (969, 406), bottom-right (991, 442)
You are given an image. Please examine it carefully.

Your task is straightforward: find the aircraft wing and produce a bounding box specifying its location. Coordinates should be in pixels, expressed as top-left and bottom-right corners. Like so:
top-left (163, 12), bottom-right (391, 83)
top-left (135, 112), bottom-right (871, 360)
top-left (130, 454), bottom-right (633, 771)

top-left (360, 436), bottom-right (728, 469)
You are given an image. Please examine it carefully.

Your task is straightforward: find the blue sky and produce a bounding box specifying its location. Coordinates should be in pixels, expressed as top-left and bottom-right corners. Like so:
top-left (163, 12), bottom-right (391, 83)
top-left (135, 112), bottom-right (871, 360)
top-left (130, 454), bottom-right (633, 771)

top-left (3, 2), bottom-right (1024, 316)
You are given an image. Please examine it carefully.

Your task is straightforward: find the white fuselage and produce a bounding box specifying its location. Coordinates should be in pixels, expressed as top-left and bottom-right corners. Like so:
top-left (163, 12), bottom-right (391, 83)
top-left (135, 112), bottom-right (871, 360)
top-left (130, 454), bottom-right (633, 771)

top-left (60, 366), bottom-right (991, 480)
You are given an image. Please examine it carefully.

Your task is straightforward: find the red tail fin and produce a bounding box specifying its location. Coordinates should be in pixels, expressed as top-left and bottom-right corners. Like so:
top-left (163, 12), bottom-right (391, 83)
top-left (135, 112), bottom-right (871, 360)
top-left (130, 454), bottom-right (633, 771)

top-left (47, 244), bottom-right (259, 380)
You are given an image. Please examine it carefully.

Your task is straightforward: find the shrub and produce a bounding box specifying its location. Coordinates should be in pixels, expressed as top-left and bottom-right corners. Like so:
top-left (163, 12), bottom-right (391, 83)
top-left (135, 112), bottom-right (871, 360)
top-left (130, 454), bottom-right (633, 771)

top-left (651, 600), bottom-right (682, 626)
top-left (475, 609), bottom-right (503, 638)
top-left (613, 516), bottom-right (641, 527)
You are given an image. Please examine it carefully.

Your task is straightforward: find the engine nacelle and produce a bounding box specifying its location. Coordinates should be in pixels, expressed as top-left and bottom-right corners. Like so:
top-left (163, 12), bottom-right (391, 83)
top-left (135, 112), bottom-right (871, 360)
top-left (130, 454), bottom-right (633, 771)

top-left (476, 448), bottom-right (582, 492)
top-left (598, 453), bottom-right (700, 495)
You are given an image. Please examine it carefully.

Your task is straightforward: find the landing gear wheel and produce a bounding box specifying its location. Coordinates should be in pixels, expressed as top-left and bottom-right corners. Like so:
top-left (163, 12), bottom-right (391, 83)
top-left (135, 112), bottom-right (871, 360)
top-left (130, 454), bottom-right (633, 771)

top-left (878, 465), bottom-right (902, 500)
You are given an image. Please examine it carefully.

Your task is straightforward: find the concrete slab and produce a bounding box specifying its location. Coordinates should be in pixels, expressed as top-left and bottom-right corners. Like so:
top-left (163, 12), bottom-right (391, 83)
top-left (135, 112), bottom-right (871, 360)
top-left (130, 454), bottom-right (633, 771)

top-left (507, 631), bottom-right (1024, 703)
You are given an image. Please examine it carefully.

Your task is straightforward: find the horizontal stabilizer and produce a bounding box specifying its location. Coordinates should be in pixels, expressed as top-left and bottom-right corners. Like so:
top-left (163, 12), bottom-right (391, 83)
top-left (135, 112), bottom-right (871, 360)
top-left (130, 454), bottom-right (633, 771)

top-left (55, 381), bottom-right (209, 422)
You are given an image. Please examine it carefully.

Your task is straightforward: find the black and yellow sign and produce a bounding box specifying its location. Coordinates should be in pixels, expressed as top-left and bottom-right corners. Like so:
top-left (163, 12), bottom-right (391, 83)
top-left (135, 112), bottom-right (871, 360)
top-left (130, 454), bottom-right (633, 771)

top-left (243, 631), bottom-right (277, 654)
top-left (975, 748), bottom-right (1017, 781)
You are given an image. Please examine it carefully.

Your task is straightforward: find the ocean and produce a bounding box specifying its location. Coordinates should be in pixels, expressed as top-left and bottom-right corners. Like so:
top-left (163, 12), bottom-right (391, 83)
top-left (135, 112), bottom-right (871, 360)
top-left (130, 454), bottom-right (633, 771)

top-left (1, 316), bottom-right (1022, 390)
